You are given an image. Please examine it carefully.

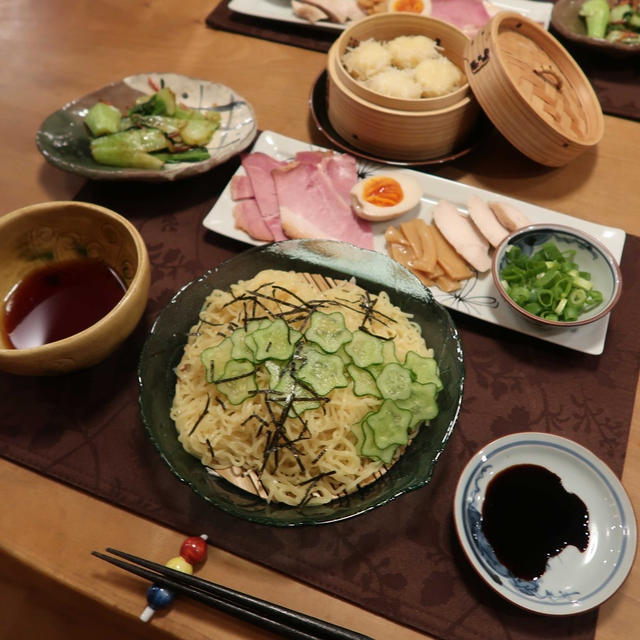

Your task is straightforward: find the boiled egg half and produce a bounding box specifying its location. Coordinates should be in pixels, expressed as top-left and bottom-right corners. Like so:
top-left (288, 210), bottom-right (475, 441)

top-left (350, 171), bottom-right (423, 221)
top-left (387, 0), bottom-right (432, 15)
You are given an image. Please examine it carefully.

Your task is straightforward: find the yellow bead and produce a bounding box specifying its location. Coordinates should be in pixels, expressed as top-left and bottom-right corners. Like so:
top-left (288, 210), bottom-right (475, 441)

top-left (165, 556), bottom-right (193, 574)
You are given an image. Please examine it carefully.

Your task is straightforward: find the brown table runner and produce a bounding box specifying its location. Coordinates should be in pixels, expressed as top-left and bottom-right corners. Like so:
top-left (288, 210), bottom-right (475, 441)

top-left (205, 1), bottom-right (640, 121)
top-left (1, 159), bottom-right (639, 640)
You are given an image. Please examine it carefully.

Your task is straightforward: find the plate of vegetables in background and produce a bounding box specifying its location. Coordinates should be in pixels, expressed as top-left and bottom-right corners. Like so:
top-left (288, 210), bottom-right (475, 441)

top-left (552, 0), bottom-right (640, 54)
top-left (35, 73), bottom-right (257, 181)
top-left (203, 131), bottom-right (626, 355)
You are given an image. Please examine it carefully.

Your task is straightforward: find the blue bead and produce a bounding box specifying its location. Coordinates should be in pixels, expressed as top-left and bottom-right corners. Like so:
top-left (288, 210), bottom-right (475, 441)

top-left (146, 584), bottom-right (174, 610)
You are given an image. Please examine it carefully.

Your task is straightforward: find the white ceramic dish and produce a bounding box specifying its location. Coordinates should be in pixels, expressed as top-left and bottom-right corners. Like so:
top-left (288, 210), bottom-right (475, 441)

top-left (202, 130), bottom-right (626, 355)
top-left (36, 73), bottom-right (257, 182)
top-left (453, 432), bottom-right (637, 615)
top-left (227, 0), bottom-right (553, 31)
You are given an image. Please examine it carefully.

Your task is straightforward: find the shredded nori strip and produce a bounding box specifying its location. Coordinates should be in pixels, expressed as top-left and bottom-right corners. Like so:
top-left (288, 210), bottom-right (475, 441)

top-left (188, 394), bottom-right (211, 436)
top-left (298, 471), bottom-right (337, 507)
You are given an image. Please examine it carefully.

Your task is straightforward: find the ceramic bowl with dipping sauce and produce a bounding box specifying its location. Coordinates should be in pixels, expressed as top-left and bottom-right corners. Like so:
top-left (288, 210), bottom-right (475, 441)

top-left (454, 432), bottom-right (637, 614)
top-left (491, 224), bottom-right (622, 329)
top-left (0, 201), bottom-right (150, 375)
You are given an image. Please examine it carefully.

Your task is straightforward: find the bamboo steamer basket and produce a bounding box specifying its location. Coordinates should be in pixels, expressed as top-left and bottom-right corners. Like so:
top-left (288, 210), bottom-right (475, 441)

top-left (326, 13), bottom-right (480, 162)
top-left (465, 12), bottom-right (604, 167)
top-left (330, 13), bottom-right (472, 112)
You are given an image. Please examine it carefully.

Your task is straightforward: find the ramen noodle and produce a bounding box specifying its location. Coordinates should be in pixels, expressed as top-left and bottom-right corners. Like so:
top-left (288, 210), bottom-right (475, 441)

top-left (171, 269), bottom-right (439, 506)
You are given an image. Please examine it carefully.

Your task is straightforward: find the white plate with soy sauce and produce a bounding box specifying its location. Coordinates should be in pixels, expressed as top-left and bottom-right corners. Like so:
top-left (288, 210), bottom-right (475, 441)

top-left (453, 432), bottom-right (637, 615)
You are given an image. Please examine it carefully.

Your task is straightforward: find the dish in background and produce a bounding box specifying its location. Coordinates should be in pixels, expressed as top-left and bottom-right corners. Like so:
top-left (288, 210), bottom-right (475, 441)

top-left (227, 0), bottom-right (554, 32)
top-left (202, 130), bottom-right (625, 355)
top-left (453, 432), bottom-right (637, 615)
top-left (0, 201), bottom-right (150, 376)
top-left (325, 12), bottom-right (481, 162)
top-left (138, 239), bottom-right (464, 527)
top-left (492, 224), bottom-right (622, 329)
top-left (552, 0), bottom-right (640, 56)
top-left (36, 73), bottom-right (257, 182)
top-left (310, 70), bottom-right (488, 167)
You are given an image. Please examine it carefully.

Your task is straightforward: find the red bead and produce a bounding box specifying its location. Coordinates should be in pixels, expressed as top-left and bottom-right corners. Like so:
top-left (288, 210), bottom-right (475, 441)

top-left (180, 535), bottom-right (207, 565)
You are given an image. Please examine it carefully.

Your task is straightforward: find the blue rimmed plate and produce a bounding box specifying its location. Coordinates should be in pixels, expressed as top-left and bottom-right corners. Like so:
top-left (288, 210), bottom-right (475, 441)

top-left (453, 432), bottom-right (637, 615)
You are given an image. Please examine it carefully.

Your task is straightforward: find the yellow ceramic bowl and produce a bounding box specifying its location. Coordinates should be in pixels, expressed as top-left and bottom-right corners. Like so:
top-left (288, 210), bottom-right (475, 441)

top-left (0, 201), bottom-right (150, 375)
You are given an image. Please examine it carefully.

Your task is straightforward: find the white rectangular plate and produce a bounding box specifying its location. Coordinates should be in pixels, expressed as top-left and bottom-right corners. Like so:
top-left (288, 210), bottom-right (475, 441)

top-left (203, 131), bottom-right (626, 355)
top-left (227, 0), bottom-right (554, 31)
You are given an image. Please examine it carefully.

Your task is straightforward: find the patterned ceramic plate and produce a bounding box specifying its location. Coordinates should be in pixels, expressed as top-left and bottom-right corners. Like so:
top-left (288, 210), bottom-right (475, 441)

top-left (453, 432), bottom-right (637, 615)
top-left (202, 130), bottom-right (626, 355)
top-left (35, 73), bottom-right (257, 182)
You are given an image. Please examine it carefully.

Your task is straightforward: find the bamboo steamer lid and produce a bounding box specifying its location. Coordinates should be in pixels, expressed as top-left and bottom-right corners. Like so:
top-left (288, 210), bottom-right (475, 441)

top-left (464, 12), bottom-right (604, 167)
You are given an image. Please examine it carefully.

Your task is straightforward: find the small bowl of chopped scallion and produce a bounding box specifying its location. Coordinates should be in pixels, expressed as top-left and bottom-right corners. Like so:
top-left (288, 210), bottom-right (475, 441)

top-left (492, 224), bottom-right (622, 328)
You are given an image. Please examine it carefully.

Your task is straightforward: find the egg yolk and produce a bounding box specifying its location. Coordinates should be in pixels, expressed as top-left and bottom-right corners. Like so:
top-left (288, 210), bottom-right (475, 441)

top-left (363, 176), bottom-right (404, 208)
top-left (390, 0), bottom-right (426, 12)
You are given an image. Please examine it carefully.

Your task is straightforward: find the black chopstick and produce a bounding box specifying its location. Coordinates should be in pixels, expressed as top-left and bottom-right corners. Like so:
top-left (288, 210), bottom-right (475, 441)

top-left (92, 548), bottom-right (374, 640)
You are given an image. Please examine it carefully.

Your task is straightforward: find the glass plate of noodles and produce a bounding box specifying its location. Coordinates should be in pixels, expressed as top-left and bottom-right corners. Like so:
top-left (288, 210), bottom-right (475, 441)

top-left (138, 239), bottom-right (465, 526)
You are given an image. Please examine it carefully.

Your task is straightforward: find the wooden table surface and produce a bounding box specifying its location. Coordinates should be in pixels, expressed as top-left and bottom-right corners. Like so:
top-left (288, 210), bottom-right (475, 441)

top-left (1, 1), bottom-right (639, 638)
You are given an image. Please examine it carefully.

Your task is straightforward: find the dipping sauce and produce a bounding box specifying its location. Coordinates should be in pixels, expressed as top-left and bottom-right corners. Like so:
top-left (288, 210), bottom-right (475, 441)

top-left (481, 463), bottom-right (590, 581)
top-left (2, 258), bottom-right (126, 349)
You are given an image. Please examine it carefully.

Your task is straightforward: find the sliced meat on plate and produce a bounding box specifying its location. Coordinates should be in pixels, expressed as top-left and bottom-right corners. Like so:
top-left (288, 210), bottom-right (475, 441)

top-left (241, 152), bottom-right (288, 241)
top-left (467, 194), bottom-right (509, 248)
top-left (272, 157), bottom-right (374, 250)
top-left (432, 199), bottom-right (491, 272)
top-left (488, 201), bottom-right (532, 232)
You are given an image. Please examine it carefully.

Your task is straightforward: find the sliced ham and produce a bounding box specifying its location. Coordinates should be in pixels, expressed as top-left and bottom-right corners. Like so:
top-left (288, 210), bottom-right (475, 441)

top-left (299, 0), bottom-right (365, 22)
top-left (272, 159), bottom-right (374, 250)
top-left (467, 195), bottom-right (509, 248)
top-left (488, 201), bottom-right (531, 232)
top-left (323, 153), bottom-right (359, 204)
top-left (292, 0), bottom-right (329, 22)
top-left (241, 152), bottom-right (288, 241)
top-left (431, 0), bottom-right (491, 34)
top-left (233, 200), bottom-right (274, 242)
top-left (229, 174), bottom-right (254, 200)
top-left (432, 200), bottom-right (491, 273)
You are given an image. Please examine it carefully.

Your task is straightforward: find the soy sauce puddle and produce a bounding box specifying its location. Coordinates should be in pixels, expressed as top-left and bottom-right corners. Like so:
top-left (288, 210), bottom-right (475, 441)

top-left (481, 463), bottom-right (590, 581)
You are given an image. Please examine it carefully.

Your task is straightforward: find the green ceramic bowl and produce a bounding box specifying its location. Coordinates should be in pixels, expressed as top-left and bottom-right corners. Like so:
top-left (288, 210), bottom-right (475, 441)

top-left (138, 239), bottom-right (464, 527)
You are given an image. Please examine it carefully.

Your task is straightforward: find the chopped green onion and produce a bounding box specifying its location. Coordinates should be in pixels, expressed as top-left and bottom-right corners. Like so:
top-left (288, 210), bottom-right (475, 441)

top-left (499, 240), bottom-right (604, 322)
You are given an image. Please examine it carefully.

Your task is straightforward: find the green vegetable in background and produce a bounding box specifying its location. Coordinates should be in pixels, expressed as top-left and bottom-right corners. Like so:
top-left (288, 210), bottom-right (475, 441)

top-left (83, 85), bottom-right (221, 169)
top-left (84, 102), bottom-right (121, 136)
top-left (579, 0), bottom-right (640, 44)
top-left (579, 0), bottom-right (610, 39)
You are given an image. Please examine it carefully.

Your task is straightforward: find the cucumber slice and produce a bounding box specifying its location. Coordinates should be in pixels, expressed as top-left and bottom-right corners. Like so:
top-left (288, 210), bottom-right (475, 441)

top-left (347, 364), bottom-right (381, 398)
top-left (200, 337), bottom-right (233, 383)
top-left (375, 362), bottom-right (412, 401)
top-left (360, 419), bottom-right (398, 464)
top-left (396, 381), bottom-right (439, 427)
top-left (366, 399), bottom-right (411, 450)
top-left (265, 360), bottom-right (322, 414)
top-left (344, 330), bottom-right (385, 368)
top-left (304, 311), bottom-right (353, 353)
top-left (216, 359), bottom-right (257, 405)
top-left (230, 326), bottom-right (257, 362)
top-left (296, 346), bottom-right (348, 396)
top-left (250, 318), bottom-right (300, 362)
top-left (404, 351), bottom-right (443, 390)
